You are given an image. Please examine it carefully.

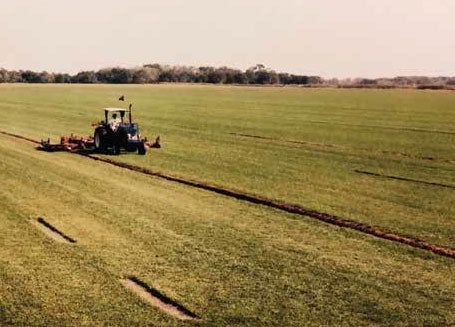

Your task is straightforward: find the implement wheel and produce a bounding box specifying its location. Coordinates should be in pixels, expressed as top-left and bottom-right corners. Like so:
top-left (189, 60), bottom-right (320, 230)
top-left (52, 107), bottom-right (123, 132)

top-left (138, 142), bottom-right (146, 155)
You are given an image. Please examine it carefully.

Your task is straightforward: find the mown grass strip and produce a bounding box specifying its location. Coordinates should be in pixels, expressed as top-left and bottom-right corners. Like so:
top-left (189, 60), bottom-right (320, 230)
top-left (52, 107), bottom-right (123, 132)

top-left (3, 129), bottom-right (455, 259)
top-left (31, 218), bottom-right (76, 244)
top-left (121, 277), bottom-right (198, 320)
top-left (355, 169), bottom-right (455, 189)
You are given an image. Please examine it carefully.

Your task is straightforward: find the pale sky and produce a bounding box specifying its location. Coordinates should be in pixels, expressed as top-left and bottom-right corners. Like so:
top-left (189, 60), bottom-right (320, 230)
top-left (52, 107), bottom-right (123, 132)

top-left (1, 0), bottom-right (454, 78)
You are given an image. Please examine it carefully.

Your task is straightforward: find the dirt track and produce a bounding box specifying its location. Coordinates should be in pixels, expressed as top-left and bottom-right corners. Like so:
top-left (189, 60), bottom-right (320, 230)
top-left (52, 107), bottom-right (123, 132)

top-left (80, 152), bottom-right (455, 259)
top-left (2, 129), bottom-right (455, 259)
top-left (307, 120), bottom-right (455, 135)
top-left (230, 132), bottom-right (451, 162)
top-left (355, 170), bottom-right (455, 189)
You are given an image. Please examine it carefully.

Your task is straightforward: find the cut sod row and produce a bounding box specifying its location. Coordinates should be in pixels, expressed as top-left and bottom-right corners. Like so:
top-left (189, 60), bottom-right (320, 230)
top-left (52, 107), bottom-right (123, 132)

top-left (3, 128), bottom-right (455, 259)
top-left (31, 217), bottom-right (76, 244)
top-left (306, 120), bottom-right (455, 135)
top-left (29, 208), bottom-right (197, 320)
top-left (121, 277), bottom-right (198, 321)
top-left (230, 132), bottom-right (451, 162)
top-left (355, 170), bottom-right (455, 189)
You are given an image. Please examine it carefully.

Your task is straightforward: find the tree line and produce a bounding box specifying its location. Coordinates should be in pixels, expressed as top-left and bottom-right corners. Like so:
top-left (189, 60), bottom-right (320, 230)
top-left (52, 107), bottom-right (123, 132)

top-left (1, 64), bottom-right (454, 89)
top-left (332, 76), bottom-right (455, 89)
top-left (0, 64), bottom-right (322, 85)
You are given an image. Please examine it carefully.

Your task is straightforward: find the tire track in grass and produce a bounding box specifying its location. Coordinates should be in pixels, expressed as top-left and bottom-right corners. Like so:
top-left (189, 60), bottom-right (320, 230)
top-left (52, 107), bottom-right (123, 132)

top-left (354, 170), bottom-right (455, 189)
top-left (0, 130), bottom-right (41, 144)
top-left (230, 132), bottom-right (451, 163)
top-left (306, 120), bottom-right (455, 135)
top-left (229, 132), bottom-right (343, 149)
top-left (2, 129), bottom-right (455, 259)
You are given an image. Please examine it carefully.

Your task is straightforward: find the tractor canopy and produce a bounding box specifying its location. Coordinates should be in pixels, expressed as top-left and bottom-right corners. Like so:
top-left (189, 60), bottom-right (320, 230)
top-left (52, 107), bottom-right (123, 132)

top-left (103, 107), bottom-right (134, 124)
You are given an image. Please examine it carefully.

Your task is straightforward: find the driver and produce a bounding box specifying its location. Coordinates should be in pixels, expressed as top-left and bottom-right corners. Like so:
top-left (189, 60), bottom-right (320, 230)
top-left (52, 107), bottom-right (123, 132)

top-left (109, 113), bottom-right (121, 132)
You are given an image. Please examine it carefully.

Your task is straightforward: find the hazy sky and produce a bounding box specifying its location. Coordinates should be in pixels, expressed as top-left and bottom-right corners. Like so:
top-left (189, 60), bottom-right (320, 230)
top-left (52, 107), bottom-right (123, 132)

top-left (1, 0), bottom-right (454, 78)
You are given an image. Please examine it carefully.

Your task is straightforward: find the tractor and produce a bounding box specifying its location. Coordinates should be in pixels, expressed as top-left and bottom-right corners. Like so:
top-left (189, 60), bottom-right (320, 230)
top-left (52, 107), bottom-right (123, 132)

top-left (94, 105), bottom-right (147, 155)
top-left (40, 101), bottom-right (160, 154)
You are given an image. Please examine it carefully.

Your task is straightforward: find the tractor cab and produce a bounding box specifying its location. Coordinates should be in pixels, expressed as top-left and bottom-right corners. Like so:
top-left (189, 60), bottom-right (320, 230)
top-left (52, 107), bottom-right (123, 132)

top-left (104, 108), bottom-right (139, 138)
top-left (104, 108), bottom-right (128, 124)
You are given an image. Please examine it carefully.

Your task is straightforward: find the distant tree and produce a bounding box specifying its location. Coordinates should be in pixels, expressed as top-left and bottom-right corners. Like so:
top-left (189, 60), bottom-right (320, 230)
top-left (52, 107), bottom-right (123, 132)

top-left (96, 68), bottom-right (114, 83)
top-left (278, 73), bottom-right (290, 84)
top-left (158, 70), bottom-right (176, 82)
top-left (110, 68), bottom-right (132, 84)
top-left (132, 67), bottom-right (160, 83)
top-left (0, 69), bottom-right (9, 83)
top-left (39, 71), bottom-right (54, 83)
top-left (144, 63), bottom-right (162, 70)
top-left (232, 71), bottom-right (247, 84)
top-left (54, 73), bottom-right (72, 83)
top-left (72, 71), bottom-right (97, 83)
top-left (308, 76), bottom-right (322, 84)
top-left (21, 70), bottom-right (41, 83)
top-left (359, 78), bottom-right (377, 85)
top-left (8, 71), bottom-right (23, 83)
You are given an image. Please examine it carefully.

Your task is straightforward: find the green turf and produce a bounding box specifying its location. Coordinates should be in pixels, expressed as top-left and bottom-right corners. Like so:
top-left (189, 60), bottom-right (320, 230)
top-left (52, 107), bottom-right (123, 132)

top-left (0, 84), bottom-right (454, 247)
top-left (0, 84), bottom-right (454, 326)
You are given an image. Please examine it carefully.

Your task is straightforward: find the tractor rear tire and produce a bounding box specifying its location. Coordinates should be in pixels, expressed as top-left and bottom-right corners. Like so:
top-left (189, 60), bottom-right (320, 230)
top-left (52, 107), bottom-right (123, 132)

top-left (138, 142), bottom-right (146, 155)
top-left (94, 130), bottom-right (106, 153)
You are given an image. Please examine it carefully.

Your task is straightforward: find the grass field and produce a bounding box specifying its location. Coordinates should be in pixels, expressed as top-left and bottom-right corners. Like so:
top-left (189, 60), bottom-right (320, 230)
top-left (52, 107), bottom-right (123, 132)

top-left (0, 84), bottom-right (454, 326)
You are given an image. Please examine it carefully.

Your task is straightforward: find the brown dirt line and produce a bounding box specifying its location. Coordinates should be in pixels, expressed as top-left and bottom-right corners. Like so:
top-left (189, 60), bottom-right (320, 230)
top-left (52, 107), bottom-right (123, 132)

top-left (0, 130), bottom-right (41, 144)
top-left (230, 132), bottom-right (452, 163)
top-left (229, 133), bottom-right (343, 149)
top-left (2, 129), bottom-right (455, 259)
top-left (307, 120), bottom-right (455, 135)
top-left (355, 170), bottom-right (455, 189)
top-left (80, 153), bottom-right (455, 259)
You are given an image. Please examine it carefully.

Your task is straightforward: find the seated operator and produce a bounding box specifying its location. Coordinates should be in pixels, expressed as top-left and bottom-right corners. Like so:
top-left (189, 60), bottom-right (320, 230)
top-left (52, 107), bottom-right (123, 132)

top-left (109, 113), bottom-right (121, 132)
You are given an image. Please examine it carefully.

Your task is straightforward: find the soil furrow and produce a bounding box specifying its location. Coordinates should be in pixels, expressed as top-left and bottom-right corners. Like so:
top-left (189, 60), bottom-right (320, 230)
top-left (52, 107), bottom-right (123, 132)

top-left (230, 132), bottom-right (451, 162)
top-left (0, 130), bottom-right (41, 144)
top-left (307, 120), bottom-right (455, 135)
top-left (229, 132), bottom-right (342, 149)
top-left (355, 170), bottom-right (455, 189)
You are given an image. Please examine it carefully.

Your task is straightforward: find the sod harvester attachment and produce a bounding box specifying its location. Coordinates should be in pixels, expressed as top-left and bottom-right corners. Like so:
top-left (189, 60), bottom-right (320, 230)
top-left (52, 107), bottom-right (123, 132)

top-left (40, 103), bottom-right (161, 154)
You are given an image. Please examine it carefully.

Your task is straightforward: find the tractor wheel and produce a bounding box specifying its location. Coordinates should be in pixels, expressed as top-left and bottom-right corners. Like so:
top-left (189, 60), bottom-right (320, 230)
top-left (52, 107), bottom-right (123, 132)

top-left (125, 144), bottom-right (137, 152)
top-left (137, 142), bottom-right (146, 155)
top-left (94, 130), bottom-right (106, 153)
